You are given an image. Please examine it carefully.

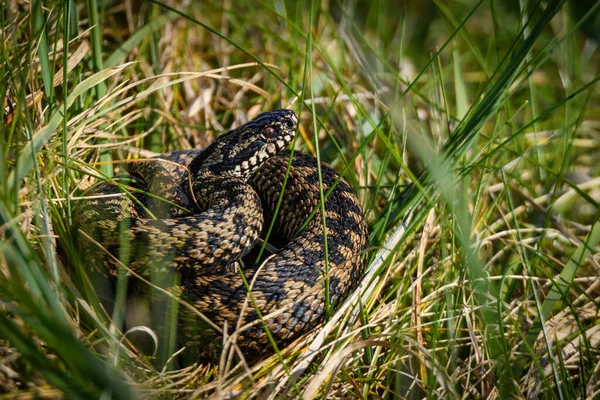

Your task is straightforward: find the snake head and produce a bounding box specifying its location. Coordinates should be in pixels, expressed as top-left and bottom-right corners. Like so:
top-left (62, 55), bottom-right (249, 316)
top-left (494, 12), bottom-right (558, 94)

top-left (190, 109), bottom-right (297, 180)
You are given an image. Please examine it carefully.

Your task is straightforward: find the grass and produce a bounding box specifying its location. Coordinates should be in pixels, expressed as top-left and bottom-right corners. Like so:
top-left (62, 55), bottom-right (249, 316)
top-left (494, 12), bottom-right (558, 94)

top-left (1, 0), bottom-right (599, 398)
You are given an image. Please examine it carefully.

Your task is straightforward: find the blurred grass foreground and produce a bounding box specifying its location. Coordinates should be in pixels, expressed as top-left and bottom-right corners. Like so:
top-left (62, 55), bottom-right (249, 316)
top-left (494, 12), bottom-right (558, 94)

top-left (1, 0), bottom-right (599, 398)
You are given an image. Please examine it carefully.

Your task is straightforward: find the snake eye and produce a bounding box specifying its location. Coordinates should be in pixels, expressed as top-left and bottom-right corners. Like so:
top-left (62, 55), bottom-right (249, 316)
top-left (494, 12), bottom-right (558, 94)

top-left (263, 126), bottom-right (277, 139)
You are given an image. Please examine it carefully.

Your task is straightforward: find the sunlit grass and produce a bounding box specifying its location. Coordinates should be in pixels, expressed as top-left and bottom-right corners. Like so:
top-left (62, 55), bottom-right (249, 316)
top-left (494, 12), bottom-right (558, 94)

top-left (1, 0), bottom-right (599, 398)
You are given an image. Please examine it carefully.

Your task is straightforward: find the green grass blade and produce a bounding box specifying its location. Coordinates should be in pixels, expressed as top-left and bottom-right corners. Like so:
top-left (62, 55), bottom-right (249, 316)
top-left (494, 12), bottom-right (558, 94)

top-left (7, 63), bottom-right (133, 191)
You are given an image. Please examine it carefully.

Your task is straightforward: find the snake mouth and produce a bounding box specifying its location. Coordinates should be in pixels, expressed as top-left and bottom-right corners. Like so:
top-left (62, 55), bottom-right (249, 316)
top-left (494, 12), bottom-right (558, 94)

top-left (284, 110), bottom-right (298, 128)
top-left (240, 133), bottom-right (292, 173)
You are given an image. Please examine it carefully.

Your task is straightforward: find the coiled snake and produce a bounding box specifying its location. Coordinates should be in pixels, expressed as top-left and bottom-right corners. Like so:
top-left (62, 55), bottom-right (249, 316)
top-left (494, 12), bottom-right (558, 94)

top-left (74, 109), bottom-right (368, 360)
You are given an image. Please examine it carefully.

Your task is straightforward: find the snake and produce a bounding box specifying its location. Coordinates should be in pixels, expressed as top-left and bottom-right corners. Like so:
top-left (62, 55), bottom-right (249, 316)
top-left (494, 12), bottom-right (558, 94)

top-left (74, 109), bottom-right (368, 361)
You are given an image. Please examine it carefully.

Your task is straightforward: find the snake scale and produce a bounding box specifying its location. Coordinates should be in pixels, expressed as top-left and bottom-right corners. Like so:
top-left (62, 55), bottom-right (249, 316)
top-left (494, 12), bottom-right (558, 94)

top-left (74, 109), bottom-right (368, 360)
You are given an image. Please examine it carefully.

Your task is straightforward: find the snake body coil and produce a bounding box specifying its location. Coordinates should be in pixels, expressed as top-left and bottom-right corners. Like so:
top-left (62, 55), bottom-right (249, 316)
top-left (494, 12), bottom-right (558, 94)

top-left (74, 109), bottom-right (368, 360)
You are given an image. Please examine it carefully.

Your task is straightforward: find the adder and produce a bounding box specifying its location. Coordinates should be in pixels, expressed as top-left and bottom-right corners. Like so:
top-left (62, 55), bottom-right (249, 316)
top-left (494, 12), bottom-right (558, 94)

top-left (74, 109), bottom-right (368, 360)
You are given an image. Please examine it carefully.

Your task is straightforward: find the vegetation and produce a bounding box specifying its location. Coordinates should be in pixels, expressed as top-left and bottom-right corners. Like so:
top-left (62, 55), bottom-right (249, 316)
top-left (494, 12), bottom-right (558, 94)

top-left (1, 0), bottom-right (599, 398)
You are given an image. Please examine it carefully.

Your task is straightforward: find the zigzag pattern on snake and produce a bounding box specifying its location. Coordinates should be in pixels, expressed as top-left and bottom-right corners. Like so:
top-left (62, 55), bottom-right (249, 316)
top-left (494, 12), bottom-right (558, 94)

top-left (74, 109), bottom-right (368, 360)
